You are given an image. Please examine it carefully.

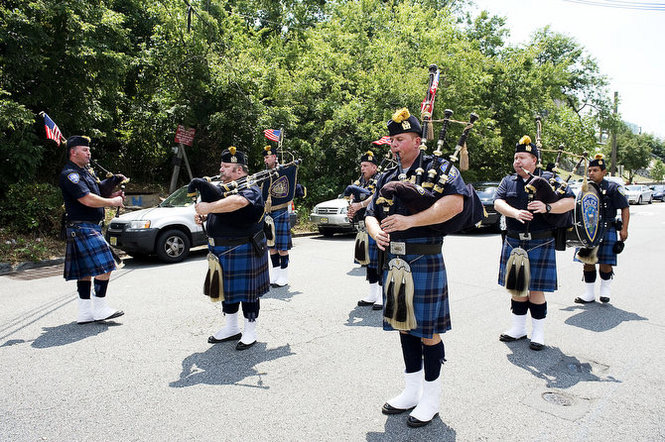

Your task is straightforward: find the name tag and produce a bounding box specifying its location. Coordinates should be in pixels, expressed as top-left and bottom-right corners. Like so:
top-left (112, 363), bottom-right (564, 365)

top-left (390, 241), bottom-right (406, 255)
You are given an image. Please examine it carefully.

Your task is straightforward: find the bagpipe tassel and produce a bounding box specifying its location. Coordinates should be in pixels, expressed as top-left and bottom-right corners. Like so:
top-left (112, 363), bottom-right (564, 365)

top-left (505, 254), bottom-right (517, 291)
top-left (459, 143), bottom-right (469, 171)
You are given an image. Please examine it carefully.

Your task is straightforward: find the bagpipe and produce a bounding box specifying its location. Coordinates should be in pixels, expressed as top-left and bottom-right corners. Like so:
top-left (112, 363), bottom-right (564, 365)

top-left (375, 65), bottom-right (484, 236)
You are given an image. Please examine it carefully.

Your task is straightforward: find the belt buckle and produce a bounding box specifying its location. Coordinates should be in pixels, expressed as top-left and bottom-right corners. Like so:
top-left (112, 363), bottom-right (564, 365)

top-left (390, 241), bottom-right (406, 255)
top-left (358, 220), bottom-right (365, 230)
top-left (519, 232), bottom-right (531, 241)
top-left (208, 238), bottom-right (215, 247)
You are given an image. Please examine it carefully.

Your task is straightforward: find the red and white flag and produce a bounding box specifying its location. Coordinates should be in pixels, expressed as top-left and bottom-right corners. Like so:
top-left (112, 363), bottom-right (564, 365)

top-left (42, 113), bottom-right (64, 145)
top-left (263, 129), bottom-right (281, 142)
top-left (372, 136), bottom-right (391, 146)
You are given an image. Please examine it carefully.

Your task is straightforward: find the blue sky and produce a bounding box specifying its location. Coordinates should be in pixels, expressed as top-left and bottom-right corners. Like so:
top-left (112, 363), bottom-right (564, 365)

top-left (471, 0), bottom-right (665, 138)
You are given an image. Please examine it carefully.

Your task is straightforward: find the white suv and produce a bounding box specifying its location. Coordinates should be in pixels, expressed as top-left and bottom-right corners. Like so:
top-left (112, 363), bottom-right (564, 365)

top-left (105, 185), bottom-right (205, 263)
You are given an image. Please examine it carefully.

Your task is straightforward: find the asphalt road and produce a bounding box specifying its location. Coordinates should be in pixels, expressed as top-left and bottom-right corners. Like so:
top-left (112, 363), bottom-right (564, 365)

top-left (1, 202), bottom-right (664, 441)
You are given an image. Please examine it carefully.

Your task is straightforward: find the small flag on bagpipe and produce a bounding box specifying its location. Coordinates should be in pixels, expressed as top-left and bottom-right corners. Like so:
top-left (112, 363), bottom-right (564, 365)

top-left (264, 129), bottom-right (281, 142)
top-left (372, 136), bottom-right (391, 146)
top-left (42, 112), bottom-right (64, 145)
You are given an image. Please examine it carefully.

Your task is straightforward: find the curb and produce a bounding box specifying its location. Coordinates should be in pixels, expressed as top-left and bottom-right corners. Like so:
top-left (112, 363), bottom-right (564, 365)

top-left (0, 258), bottom-right (66, 276)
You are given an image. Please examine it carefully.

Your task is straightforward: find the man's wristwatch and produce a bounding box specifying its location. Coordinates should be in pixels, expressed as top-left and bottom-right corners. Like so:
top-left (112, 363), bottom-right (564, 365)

top-left (545, 203), bottom-right (552, 213)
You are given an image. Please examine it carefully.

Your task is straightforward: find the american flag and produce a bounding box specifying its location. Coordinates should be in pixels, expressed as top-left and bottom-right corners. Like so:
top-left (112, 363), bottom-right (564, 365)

top-left (42, 113), bottom-right (64, 145)
top-left (372, 136), bottom-right (391, 146)
top-left (264, 129), bottom-right (281, 142)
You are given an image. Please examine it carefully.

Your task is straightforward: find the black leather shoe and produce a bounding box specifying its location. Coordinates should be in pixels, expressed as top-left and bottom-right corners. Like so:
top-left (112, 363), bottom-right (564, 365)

top-left (529, 341), bottom-right (545, 351)
top-left (208, 333), bottom-right (241, 344)
top-left (499, 333), bottom-right (526, 342)
top-left (235, 340), bottom-right (256, 351)
top-left (381, 403), bottom-right (411, 415)
top-left (407, 413), bottom-right (438, 428)
top-left (372, 304), bottom-right (383, 311)
top-left (357, 300), bottom-right (374, 306)
top-left (574, 297), bottom-right (595, 304)
top-left (599, 296), bottom-right (610, 303)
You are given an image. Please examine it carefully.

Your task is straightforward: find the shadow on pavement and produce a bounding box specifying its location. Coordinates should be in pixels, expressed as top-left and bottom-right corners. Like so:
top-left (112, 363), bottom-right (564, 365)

top-left (505, 343), bottom-right (620, 389)
top-left (347, 266), bottom-right (366, 277)
top-left (169, 343), bottom-right (294, 389)
top-left (560, 303), bottom-right (647, 332)
top-left (367, 414), bottom-right (456, 441)
top-left (263, 286), bottom-right (303, 302)
top-left (345, 305), bottom-right (383, 328)
top-left (30, 321), bottom-right (122, 348)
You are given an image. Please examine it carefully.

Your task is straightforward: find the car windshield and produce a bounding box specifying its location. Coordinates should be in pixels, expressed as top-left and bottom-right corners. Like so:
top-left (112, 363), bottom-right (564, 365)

top-left (474, 185), bottom-right (498, 199)
top-left (625, 185), bottom-right (640, 191)
top-left (654, 185), bottom-right (665, 191)
top-left (159, 186), bottom-right (195, 207)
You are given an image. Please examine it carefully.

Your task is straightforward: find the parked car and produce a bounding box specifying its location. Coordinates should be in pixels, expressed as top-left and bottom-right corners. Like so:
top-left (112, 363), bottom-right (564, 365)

top-left (106, 184), bottom-right (205, 263)
top-left (106, 184), bottom-right (298, 263)
top-left (651, 185), bottom-right (665, 202)
top-left (309, 196), bottom-right (355, 236)
top-left (624, 184), bottom-right (653, 205)
top-left (472, 182), bottom-right (501, 230)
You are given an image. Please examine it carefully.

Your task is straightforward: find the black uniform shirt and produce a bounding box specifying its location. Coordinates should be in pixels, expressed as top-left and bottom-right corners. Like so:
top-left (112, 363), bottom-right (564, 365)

top-left (599, 179), bottom-right (629, 219)
top-left (366, 152), bottom-right (469, 239)
top-left (206, 185), bottom-right (265, 238)
top-left (59, 161), bottom-right (104, 222)
top-left (495, 171), bottom-right (575, 233)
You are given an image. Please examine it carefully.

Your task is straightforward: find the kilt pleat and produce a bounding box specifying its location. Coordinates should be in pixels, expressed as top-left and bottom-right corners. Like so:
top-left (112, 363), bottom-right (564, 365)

top-left (270, 208), bottom-right (292, 251)
top-left (382, 237), bottom-right (450, 338)
top-left (210, 241), bottom-right (269, 303)
top-left (64, 224), bottom-right (116, 280)
top-left (574, 227), bottom-right (618, 266)
top-left (498, 236), bottom-right (558, 292)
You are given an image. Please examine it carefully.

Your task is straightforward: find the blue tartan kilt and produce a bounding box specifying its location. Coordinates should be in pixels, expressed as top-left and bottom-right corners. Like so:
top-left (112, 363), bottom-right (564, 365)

top-left (270, 208), bottom-right (292, 251)
top-left (367, 235), bottom-right (379, 270)
top-left (381, 237), bottom-right (451, 339)
top-left (498, 236), bottom-right (558, 292)
top-left (210, 240), bottom-right (269, 303)
top-left (64, 223), bottom-right (116, 281)
top-left (574, 227), bottom-right (618, 266)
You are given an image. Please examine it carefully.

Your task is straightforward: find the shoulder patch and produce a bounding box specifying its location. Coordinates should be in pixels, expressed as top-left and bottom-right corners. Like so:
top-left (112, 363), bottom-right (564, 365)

top-left (617, 186), bottom-right (626, 196)
top-left (67, 172), bottom-right (80, 184)
top-left (440, 162), bottom-right (459, 182)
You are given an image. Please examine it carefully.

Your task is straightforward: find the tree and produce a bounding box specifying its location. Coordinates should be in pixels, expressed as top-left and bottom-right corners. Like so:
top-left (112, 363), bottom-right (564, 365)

top-left (615, 123), bottom-right (652, 183)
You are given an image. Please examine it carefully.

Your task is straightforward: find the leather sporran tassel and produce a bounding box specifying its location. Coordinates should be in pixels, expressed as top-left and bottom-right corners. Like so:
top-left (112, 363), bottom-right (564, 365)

top-left (575, 246), bottom-right (598, 265)
top-left (505, 247), bottom-right (529, 298)
top-left (265, 215), bottom-right (276, 248)
top-left (384, 279), bottom-right (395, 319)
top-left (205, 252), bottom-right (224, 302)
top-left (354, 231), bottom-right (369, 265)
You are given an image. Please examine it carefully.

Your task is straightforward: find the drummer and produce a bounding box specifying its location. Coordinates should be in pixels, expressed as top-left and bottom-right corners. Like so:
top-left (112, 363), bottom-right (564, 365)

top-left (494, 136), bottom-right (575, 350)
top-left (574, 154), bottom-right (630, 304)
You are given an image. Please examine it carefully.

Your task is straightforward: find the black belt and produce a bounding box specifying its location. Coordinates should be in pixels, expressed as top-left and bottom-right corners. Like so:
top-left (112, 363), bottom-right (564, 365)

top-left (67, 220), bottom-right (104, 227)
top-left (388, 241), bottom-right (442, 255)
top-left (506, 231), bottom-right (553, 240)
top-left (208, 232), bottom-right (264, 247)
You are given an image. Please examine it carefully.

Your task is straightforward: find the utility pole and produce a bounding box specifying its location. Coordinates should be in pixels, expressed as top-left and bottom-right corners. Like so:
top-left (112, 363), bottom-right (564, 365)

top-left (610, 91), bottom-right (618, 176)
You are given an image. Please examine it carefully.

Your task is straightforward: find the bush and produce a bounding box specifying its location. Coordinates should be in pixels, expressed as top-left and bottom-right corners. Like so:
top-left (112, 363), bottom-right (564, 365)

top-left (0, 181), bottom-right (64, 236)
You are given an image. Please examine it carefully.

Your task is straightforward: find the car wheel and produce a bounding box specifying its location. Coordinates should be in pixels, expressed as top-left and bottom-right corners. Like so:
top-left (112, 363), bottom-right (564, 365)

top-left (638, 196), bottom-right (642, 205)
top-left (648, 196), bottom-right (652, 204)
top-left (156, 229), bottom-right (190, 263)
top-left (318, 227), bottom-right (335, 237)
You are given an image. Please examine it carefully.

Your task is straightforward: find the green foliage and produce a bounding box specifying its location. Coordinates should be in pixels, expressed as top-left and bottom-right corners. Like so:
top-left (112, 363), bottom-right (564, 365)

top-left (651, 160), bottom-right (665, 182)
top-left (0, 182), bottom-right (64, 235)
top-left (2, 0), bottom-right (645, 218)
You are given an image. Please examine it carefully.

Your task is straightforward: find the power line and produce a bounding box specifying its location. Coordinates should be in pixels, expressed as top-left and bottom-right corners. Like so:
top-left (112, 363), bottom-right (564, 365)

top-left (561, 0), bottom-right (665, 10)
